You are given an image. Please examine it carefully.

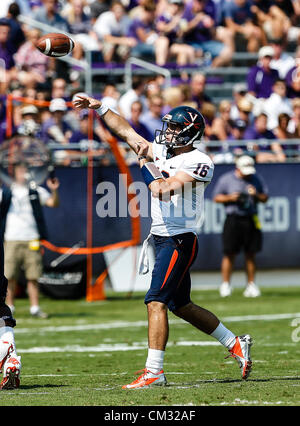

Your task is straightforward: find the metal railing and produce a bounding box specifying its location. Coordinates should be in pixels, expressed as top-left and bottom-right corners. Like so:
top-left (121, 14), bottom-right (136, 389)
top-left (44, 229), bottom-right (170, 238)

top-left (124, 57), bottom-right (172, 91)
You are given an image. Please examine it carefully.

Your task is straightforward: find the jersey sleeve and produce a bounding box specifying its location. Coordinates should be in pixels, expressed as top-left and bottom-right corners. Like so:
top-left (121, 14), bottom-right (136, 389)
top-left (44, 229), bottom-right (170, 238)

top-left (179, 152), bottom-right (214, 182)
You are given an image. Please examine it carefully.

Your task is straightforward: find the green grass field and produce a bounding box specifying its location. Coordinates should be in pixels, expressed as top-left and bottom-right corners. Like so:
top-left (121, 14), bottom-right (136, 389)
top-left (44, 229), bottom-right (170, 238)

top-left (1, 286), bottom-right (300, 407)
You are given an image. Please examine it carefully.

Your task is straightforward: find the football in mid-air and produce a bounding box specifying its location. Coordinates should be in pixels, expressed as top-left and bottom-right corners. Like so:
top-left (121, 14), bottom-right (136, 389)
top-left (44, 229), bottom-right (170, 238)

top-left (36, 33), bottom-right (75, 57)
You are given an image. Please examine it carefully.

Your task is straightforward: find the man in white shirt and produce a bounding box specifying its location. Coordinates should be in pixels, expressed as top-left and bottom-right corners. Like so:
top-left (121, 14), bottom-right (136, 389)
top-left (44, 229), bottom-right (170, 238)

top-left (263, 79), bottom-right (293, 130)
top-left (93, 0), bottom-right (136, 62)
top-left (269, 39), bottom-right (295, 80)
top-left (74, 94), bottom-right (254, 388)
top-left (118, 76), bottom-right (147, 120)
top-left (2, 163), bottom-right (59, 319)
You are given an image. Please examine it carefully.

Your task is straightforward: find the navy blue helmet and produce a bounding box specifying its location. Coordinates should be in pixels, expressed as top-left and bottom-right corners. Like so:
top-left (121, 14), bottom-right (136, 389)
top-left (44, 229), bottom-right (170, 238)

top-left (156, 105), bottom-right (205, 148)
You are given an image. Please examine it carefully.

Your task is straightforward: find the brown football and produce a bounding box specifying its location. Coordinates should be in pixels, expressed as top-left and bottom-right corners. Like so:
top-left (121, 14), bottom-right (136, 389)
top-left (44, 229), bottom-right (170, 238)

top-left (36, 33), bottom-right (75, 57)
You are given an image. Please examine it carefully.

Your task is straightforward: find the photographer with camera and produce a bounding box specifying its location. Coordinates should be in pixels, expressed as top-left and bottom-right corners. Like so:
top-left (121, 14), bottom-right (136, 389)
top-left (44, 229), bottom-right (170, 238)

top-left (213, 156), bottom-right (269, 298)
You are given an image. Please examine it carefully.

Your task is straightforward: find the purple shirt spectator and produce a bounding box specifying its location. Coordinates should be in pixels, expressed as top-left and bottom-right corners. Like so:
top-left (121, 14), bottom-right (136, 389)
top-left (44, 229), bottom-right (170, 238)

top-left (182, 0), bottom-right (217, 43)
top-left (244, 125), bottom-right (276, 151)
top-left (69, 129), bottom-right (101, 144)
top-left (127, 18), bottom-right (154, 40)
top-left (129, 119), bottom-right (152, 142)
top-left (285, 66), bottom-right (300, 98)
top-left (223, 0), bottom-right (253, 24)
top-left (247, 65), bottom-right (279, 98)
top-left (0, 41), bottom-right (14, 69)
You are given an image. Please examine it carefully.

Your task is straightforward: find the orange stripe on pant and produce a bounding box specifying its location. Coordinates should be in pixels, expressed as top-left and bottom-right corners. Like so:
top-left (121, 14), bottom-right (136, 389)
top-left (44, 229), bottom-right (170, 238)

top-left (160, 250), bottom-right (179, 290)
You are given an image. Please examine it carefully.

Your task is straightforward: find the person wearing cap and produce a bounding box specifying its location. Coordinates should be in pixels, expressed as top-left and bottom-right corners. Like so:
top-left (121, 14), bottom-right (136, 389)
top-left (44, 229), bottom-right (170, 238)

top-left (230, 82), bottom-right (248, 121)
top-left (227, 119), bottom-right (249, 156)
top-left (212, 155), bottom-right (269, 297)
top-left (17, 104), bottom-right (42, 138)
top-left (42, 98), bottom-right (72, 144)
top-left (247, 45), bottom-right (279, 99)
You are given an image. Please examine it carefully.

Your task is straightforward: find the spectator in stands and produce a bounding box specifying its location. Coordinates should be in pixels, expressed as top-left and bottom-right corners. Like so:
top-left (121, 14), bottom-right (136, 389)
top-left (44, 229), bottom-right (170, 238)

top-left (17, 105), bottom-right (42, 139)
top-left (0, 20), bottom-right (16, 84)
top-left (285, 46), bottom-right (300, 98)
top-left (69, 108), bottom-right (101, 144)
top-left (213, 155), bottom-right (269, 298)
top-left (31, 0), bottom-right (70, 33)
top-left (181, 0), bottom-right (234, 67)
top-left (224, 0), bottom-right (266, 52)
top-left (269, 38), bottom-right (295, 80)
top-left (210, 100), bottom-right (234, 141)
top-left (118, 76), bottom-right (147, 120)
top-left (14, 28), bottom-right (49, 89)
top-left (235, 97), bottom-right (253, 129)
top-left (162, 86), bottom-right (185, 111)
top-left (230, 82), bottom-right (248, 121)
top-left (61, 0), bottom-right (101, 60)
top-left (128, 100), bottom-right (152, 141)
top-left (250, 0), bottom-right (290, 41)
top-left (4, 162), bottom-right (60, 318)
top-left (263, 79), bottom-right (293, 130)
top-left (101, 84), bottom-right (120, 112)
top-left (93, 0), bottom-right (135, 63)
top-left (287, 97), bottom-right (300, 133)
top-left (127, 0), bottom-right (170, 65)
top-left (140, 94), bottom-right (164, 140)
top-left (0, 97), bottom-right (8, 142)
top-left (189, 72), bottom-right (212, 110)
top-left (244, 112), bottom-right (286, 162)
top-left (247, 45), bottom-right (279, 99)
top-left (229, 119), bottom-right (249, 156)
top-left (273, 112), bottom-right (297, 160)
top-left (89, 0), bottom-right (110, 22)
top-left (200, 100), bottom-right (216, 141)
top-left (274, 113), bottom-right (300, 159)
top-left (5, 2), bottom-right (25, 53)
top-left (42, 98), bottom-right (72, 144)
top-left (274, 112), bottom-right (293, 140)
top-left (51, 78), bottom-right (70, 101)
top-left (155, 0), bottom-right (196, 66)
top-left (145, 76), bottom-right (164, 101)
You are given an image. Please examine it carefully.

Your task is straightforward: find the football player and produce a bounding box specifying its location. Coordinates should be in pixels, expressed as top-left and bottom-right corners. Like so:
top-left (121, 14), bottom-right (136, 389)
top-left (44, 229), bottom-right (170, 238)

top-left (0, 240), bottom-right (21, 389)
top-left (73, 95), bottom-right (253, 388)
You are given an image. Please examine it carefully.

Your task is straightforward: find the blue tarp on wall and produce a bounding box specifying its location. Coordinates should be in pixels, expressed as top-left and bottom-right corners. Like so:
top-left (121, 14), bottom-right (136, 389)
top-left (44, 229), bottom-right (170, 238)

top-left (42, 163), bottom-right (300, 272)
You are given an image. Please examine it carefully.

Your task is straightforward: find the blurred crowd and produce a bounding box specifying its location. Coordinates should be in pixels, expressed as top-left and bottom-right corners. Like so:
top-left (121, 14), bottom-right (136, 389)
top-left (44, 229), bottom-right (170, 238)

top-left (0, 0), bottom-right (299, 164)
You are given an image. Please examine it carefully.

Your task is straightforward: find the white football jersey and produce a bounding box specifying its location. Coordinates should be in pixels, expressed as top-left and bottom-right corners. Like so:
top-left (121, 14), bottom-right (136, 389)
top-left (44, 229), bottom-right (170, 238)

top-left (150, 141), bottom-right (214, 237)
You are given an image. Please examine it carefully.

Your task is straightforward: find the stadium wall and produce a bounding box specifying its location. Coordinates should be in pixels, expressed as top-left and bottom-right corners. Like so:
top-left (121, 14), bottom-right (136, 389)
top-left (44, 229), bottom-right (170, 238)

top-left (42, 163), bottom-right (300, 273)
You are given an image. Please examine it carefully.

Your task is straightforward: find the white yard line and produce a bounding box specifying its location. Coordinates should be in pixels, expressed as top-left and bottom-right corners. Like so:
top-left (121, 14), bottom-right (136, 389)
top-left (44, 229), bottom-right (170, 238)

top-left (13, 312), bottom-right (300, 335)
top-left (16, 340), bottom-right (299, 354)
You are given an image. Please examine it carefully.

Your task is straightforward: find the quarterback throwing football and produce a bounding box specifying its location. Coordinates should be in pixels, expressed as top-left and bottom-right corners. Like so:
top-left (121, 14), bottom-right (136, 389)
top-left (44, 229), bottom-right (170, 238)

top-left (74, 95), bottom-right (253, 389)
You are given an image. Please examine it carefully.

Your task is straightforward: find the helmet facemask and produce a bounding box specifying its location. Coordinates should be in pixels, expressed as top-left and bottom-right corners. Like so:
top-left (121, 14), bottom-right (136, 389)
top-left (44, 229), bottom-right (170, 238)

top-left (155, 121), bottom-right (200, 149)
